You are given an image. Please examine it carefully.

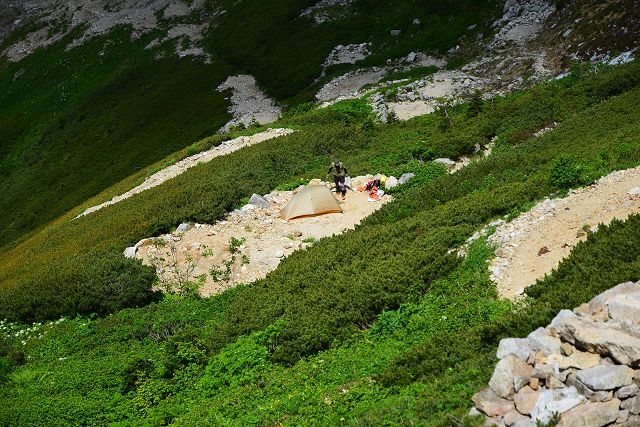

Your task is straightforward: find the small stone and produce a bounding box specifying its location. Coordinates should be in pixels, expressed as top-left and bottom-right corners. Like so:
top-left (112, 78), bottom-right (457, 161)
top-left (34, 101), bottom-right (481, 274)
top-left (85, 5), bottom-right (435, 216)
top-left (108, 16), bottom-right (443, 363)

top-left (617, 409), bottom-right (630, 423)
top-left (513, 376), bottom-right (529, 393)
top-left (547, 376), bottom-right (565, 389)
top-left (504, 410), bottom-right (529, 426)
top-left (472, 388), bottom-right (515, 417)
top-left (514, 386), bottom-right (539, 415)
top-left (490, 356), bottom-right (534, 398)
top-left (541, 350), bottom-right (600, 370)
top-left (497, 338), bottom-right (531, 361)
top-left (620, 414), bottom-right (640, 426)
top-left (621, 396), bottom-right (640, 414)
top-left (248, 193), bottom-right (270, 208)
top-left (123, 246), bottom-right (137, 258)
top-left (576, 365), bottom-right (633, 390)
top-left (468, 407), bottom-right (482, 417)
top-left (293, 230), bottom-right (303, 237)
top-left (433, 158), bottom-right (456, 168)
top-left (390, 29), bottom-right (402, 36)
top-left (528, 328), bottom-right (562, 356)
top-left (587, 390), bottom-right (611, 402)
top-left (399, 173), bottom-right (415, 185)
top-left (561, 342), bottom-right (574, 356)
top-left (176, 222), bottom-right (191, 234)
top-left (537, 246), bottom-right (550, 256)
top-left (628, 187), bottom-right (640, 196)
top-left (529, 377), bottom-right (539, 390)
top-left (274, 250), bottom-right (285, 258)
top-left (616, 383), bottom-right (640, 399)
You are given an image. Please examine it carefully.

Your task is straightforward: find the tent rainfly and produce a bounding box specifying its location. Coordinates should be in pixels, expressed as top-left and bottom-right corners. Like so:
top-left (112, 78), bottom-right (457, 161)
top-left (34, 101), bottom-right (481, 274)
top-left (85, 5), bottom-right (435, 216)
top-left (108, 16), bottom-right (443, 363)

top-left (279, 185), bottom-right (343, 220)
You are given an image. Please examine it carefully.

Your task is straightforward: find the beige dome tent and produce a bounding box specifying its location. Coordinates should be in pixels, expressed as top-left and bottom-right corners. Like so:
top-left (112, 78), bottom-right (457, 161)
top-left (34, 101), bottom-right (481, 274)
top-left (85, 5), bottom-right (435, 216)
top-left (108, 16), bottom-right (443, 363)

top-left (279, 185), bottom-right (342, 220)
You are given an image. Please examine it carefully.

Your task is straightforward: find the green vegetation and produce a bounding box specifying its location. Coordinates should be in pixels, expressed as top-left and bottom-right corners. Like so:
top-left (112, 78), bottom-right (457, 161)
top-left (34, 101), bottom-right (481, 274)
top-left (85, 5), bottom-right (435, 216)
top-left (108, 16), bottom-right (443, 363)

top-left (206, 0), bottom-right (501, 103)
top-left (1, 61), bottom-right (639, 325)
top-left (0, 28), bottom-right (233, 247)
top-left (0, 54), bottom-right (639, 424)
top-left (0, 0), bottom-right (504, 248)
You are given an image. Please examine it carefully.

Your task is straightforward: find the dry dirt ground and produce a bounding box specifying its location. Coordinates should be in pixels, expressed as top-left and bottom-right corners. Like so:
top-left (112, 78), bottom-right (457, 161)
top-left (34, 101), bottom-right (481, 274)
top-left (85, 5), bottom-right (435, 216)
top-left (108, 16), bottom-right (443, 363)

top-left (135, 185), bottom-right (391, 296)
top-left (77, 128), bottom-right (293, 218)
top-left (489, 167), bottom-right (640, 300)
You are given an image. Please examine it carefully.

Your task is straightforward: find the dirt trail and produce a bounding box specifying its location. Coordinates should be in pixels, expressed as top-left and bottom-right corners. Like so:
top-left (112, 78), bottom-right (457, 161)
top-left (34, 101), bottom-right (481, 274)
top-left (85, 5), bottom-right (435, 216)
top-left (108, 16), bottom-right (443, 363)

top-left (76, 128), bottom-right (294, 218)
top-left (489, 167), bottom-right (640, 300)
top-left (135, 185), bottom-right (391, 296)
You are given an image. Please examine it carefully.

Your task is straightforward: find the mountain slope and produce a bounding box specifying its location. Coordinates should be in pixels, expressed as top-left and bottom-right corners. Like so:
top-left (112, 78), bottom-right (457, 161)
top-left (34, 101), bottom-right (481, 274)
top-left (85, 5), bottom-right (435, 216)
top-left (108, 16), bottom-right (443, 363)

top-left (0, 0), bottom-right (503, 247)
top-left (0, 63), bottom-right (639, 425)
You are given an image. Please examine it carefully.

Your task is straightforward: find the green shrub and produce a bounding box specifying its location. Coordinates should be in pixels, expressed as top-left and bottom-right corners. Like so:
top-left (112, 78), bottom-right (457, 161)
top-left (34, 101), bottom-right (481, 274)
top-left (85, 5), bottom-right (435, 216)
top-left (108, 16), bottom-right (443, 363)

top-left (549, 155), bottom-right (582, 189)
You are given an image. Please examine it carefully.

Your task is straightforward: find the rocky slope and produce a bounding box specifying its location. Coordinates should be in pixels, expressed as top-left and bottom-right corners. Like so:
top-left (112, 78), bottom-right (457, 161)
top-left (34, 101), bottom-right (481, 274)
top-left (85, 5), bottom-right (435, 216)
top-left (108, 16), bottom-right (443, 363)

top-left (1, 0), bottom-right (214, 62)
top-left (316, 0), bottom-right (639, 122)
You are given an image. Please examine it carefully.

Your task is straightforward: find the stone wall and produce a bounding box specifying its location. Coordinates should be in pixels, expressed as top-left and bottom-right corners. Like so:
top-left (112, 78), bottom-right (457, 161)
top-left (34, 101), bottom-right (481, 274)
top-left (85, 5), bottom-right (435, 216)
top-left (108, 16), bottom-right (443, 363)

top-left (471, 281), bottom-right (640, 426)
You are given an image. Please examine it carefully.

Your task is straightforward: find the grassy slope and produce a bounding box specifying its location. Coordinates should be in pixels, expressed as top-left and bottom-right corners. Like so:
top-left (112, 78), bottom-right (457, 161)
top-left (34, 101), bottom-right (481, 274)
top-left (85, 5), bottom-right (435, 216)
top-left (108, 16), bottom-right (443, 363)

top-left (207, 0), bottom-right (500, 102)
top-left (0, 0), bottom-right (501, 247)
top-left (1, 62), bottom-right (639, 321)
top-left (0, 28), bottom-right (233, 247)
top-left (0, 63), bottom-right (639, 425)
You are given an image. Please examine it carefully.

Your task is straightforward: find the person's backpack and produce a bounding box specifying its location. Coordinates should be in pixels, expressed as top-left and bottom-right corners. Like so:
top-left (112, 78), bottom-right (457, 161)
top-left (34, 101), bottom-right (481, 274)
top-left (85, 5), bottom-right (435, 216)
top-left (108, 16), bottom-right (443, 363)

top-left (366, 179), bottom-right (381, 191)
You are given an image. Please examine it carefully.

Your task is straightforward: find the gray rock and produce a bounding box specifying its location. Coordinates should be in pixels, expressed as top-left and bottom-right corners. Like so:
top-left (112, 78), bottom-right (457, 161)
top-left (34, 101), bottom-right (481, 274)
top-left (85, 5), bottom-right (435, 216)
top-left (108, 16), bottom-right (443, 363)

top-left (176, 222), bottom-right (191, 234)
top-left (619, 414), bottom-right (640, 426)
top-left (433, 158), bottom-right (456, 168)
top-left (497, 338), bottom-right (531, 361)
top-left (532, 363), bottom-right (558, 380)
top-left (617, 409), bottom-right (630, 424)
top-left (490, 356), bottom-right (533, 398)
top-left (468, 407), bottom-right (482, 417)
top-left (514, 386), bottom-right (539, 415)
top-left (576, 365), bottom-right (633, 390)
top-left (528, 327), bottom-right (562, 356)
top-left (566, 373), bottom-right (596, 399)
top-left (586, 281), bottom-right (640, 316)
top-left (472, 388), bottom-right (515, 417)
top-left (274, 250), bottom-right (284, 258)
top-left (390, 29), bottom-right (402, 36)
top-left (405, 52), bottom-right (417, 62)
top-left (553, 315), bottom-right (640, 365)
top-left (399, 173), bottom-right (415, 185)
top-left (541, 350), bottom-right (600, 370)
top-left (123, 246), bottom-right (137, 258)
top-left (504, 410), bottom-right (530, 426)
top-left (248, 193), bottom-right (270, 208)
top-left (621, 396), bottom-right (640, 414)
top-left (617, 383), bottom-right (640, 399)
top-left (557, 398), bottom-right (620, 427)
top-left (549, 309), bottom-right (577, 330)
top-left (608, 293), bottom-right (640, 323)
top-left (627, 187), bottom-right (640, 196)
top-left (385, 176), bottom-right (398, 189)
top-left (531, 387), bottom-right (586, 425)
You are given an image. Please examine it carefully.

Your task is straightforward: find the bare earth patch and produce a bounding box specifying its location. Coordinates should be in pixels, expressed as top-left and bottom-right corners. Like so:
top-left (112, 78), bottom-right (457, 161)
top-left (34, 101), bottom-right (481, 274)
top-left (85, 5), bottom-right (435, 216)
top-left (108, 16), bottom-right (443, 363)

top-left (135, 186), bottom-right (391, 296)
top-left (489, 167), bottom-right (640, 300)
